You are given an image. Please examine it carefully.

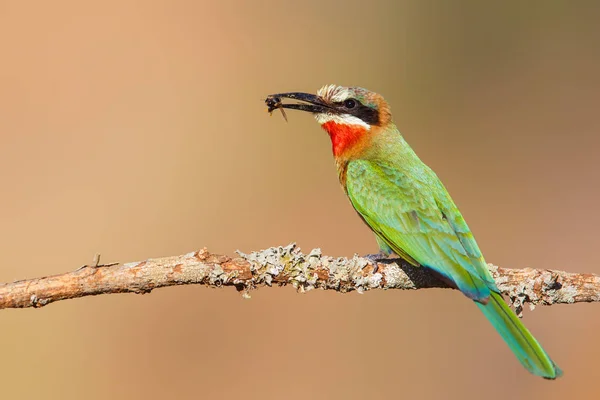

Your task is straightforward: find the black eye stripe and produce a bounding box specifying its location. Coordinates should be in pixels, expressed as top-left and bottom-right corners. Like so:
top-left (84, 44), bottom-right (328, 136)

top-left (348, 103), bottom-right (379, 125)
top-left (332, 99), bottom-right (380, 126)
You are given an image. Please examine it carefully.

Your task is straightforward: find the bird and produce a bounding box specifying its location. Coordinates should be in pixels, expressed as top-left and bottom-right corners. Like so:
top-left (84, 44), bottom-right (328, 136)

top-left (265, 85), bottom-right (562, 379)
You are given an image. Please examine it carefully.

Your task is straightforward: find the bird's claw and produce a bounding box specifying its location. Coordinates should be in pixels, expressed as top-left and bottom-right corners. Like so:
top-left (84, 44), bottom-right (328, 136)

top-left (362, 252), bottom-right (390, 274)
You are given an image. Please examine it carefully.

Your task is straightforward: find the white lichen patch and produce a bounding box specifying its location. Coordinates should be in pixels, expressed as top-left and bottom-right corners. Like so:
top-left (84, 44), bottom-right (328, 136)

top-left (236, 244), bottom-right (389, 295)
top-left (383, 263), bottom-right (412, 289)
top-left (327, 256), bottom-right (354, 290)
top-left (207, 264), bottom-right (226, 286)
top-left (346, 254), bottom-right (381, 294)
top-left (237, 244), bottom-right (292, 276)
top-left (558, 284), bottom-right (578, 304)
top-left (237, 244), bottom-right (308, 292)
top-left (366, 273), bottom-right (383, 289)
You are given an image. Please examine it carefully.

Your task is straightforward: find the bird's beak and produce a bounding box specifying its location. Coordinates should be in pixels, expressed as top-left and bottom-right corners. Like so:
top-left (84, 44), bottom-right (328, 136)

top-left (265, 92), bottom-right (334, 114)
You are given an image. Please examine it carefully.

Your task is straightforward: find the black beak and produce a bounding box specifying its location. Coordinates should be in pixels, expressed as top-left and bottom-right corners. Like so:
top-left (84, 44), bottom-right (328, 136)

top-left (265, 92), bottom-right (334, 114)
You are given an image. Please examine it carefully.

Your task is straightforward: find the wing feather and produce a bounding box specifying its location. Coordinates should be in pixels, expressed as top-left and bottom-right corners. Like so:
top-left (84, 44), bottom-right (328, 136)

top-left (346, 160), bottom-right (495, 301)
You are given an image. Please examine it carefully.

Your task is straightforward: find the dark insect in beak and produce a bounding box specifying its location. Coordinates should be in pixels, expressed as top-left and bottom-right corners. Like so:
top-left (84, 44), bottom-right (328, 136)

top-left (266, 96), bottom-right (288, 122)
top-left (265, 92), bottom-right (335, 121)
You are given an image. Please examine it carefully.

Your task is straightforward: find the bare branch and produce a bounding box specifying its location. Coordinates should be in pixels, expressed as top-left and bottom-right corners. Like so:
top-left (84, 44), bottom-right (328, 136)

top-left (0, 244), bottom-right (598, 312)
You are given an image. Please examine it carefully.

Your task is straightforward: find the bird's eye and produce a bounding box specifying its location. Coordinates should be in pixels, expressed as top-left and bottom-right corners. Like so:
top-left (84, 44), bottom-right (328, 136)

top-left (344, 99), bottom-right (356, 109)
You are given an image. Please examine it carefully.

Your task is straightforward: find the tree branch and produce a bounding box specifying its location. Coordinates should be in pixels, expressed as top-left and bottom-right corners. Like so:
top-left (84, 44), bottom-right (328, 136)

top-left (1, 244), bottom-right (598, 313)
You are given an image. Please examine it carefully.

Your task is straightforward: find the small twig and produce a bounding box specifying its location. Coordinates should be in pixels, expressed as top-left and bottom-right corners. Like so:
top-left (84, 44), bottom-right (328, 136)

top-left (0, 244), bottom-right (598, 311)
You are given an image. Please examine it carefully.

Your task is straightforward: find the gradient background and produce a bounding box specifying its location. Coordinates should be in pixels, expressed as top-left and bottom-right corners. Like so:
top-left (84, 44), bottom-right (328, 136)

top-left (1, 1), bottom-right (599, 399)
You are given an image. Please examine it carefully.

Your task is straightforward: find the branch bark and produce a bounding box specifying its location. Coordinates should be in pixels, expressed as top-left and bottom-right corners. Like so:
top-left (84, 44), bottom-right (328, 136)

top-left (1, 244), bottom-right (598, 313)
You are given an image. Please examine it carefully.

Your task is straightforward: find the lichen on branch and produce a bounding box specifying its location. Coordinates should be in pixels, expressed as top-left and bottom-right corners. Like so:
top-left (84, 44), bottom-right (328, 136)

top-left (0, 244), bottom-right (598, 312)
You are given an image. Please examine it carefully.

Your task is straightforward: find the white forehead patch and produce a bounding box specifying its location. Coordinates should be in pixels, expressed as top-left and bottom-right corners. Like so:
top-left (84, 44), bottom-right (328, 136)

top-left (317, 84), bottom-right (350, 103)
top-left (314, 113), bottom-right (370, 130)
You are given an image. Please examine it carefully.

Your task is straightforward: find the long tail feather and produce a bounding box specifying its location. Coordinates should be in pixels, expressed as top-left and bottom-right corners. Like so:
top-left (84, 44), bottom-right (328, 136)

top-left (476, 292), bottom-right (562, 379)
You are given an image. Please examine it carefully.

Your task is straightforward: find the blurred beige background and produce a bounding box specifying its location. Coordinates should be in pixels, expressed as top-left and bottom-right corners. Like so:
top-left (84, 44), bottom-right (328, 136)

top-left (1, 1), bottom-right (599, 399)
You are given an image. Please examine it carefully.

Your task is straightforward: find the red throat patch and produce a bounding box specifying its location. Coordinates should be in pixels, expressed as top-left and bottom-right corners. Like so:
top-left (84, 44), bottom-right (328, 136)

top-left (321, 121), bottom-right (368, 158)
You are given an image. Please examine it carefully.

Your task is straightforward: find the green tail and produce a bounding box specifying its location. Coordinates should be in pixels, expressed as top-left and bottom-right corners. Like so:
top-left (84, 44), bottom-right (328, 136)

top-left (476, 292), bottom-right (562, 379)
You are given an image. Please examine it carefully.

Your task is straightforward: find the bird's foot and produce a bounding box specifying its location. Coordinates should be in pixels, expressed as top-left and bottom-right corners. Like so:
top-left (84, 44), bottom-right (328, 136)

top-left (361, 251), bottom-right (390, 274)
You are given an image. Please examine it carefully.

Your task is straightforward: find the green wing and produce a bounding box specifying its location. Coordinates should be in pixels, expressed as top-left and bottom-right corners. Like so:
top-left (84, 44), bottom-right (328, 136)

top-left (345, 159), bottom-right (562, 378)
top-left (346, 159), bottom-right (497, 301)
